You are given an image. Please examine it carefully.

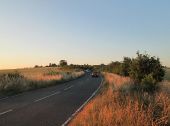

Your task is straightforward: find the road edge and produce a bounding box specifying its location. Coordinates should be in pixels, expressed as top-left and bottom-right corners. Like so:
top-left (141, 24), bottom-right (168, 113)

top-left (61, 77), bottom-right (104, 126)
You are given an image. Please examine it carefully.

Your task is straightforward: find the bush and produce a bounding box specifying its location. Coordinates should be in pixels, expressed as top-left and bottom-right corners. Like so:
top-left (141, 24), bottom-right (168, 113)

top-left (121, 57), bottom-right (132, 76)
top-left (103, 52), bottom-right (165, 91)
top-left (104, 61), bottom-right (122, 74)
top-left (129, 52), bottom-right (165, 86)
top-left (141, 74), bottom-right (157, 91)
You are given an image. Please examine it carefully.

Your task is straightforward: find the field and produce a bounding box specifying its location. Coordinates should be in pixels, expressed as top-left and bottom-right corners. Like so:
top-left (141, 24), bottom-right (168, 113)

top-left (0, 67), bottom-right (83, 81)
top-left (70, 73), bottom-right (170, 126)
top-left (0, 67), bottom-right (84, 95)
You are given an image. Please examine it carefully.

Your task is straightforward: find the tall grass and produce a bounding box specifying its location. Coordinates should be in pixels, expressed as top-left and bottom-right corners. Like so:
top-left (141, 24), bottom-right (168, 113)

top-left (0, 67), bottom-right (76, 81)
top-left (0, 73), bottom-right (29, 94)
top-left (70, 73), bottom-right (169, 126)
top-left (161, 68), bottom-right (170, 97)
top-left (164, 68), bottom-right (170, 81)
top-left (0, 67), bottom-right (84, 95)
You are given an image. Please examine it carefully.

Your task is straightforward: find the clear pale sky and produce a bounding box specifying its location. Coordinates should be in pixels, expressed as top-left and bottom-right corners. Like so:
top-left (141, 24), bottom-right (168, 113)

top-left (0, 0), bottom-right (170, 69)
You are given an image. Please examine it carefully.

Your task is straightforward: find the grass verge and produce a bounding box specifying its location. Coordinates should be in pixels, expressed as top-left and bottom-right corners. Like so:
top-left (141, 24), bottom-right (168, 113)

top-left (69, 73), bottom-right (170, 126)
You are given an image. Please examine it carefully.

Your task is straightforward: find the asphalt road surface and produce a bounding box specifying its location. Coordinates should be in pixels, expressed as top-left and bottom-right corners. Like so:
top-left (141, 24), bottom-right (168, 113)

top-left (0, 73), bottom-right (102, 126)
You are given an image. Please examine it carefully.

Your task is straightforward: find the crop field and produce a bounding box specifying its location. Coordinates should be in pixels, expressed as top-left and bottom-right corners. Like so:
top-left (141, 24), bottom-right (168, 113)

top-left (0, 67), bottom-right (77, 81)
top-left (0, 67), bottom-right (84, 95)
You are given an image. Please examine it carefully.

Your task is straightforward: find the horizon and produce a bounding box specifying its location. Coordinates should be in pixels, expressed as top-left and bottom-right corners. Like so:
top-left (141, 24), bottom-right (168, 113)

top-left (0, 0), bottom-right (170, 69)
top-left (0, 54), bottom-right (169, 71)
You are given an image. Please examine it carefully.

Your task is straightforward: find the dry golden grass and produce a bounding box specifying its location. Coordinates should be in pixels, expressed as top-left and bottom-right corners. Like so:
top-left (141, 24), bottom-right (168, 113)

top-left (104, 72), bottom-right (132, 89)
top-left (70, 73), bottom-right (170, 126)
top-left (32, 74), bottom-right (63, 81)
top-left (0, 67), bottom-right (64, 81)
top-left (0, 67), bottom-right (84, 95)
top-left (0, 67), bottom-right (83, 81)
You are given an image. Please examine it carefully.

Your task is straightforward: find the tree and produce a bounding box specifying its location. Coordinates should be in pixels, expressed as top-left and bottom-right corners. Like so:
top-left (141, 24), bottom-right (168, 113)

top-left (34, 65), bottom-right (43, 68)
top-left (59, 60), bottom-right (67, 66)
top-left (121, 57), bottom-right (132, 76)
top-left (49, 63), bottom-right (57, 67)
top-left (108, 61), bottom-right (122, 74)
top-left (129, 52), bottom-right (165, 86)
top-left (34, 65), bottom-right (39, 68)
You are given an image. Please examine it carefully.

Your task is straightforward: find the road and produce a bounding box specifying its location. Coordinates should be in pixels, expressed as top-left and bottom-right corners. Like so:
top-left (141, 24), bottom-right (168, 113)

top-left (0, 73), bottom-right (102, 126)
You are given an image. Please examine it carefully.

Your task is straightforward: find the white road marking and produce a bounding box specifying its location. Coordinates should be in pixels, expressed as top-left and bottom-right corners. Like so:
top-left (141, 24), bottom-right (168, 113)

top-left (0, 109), bottom-right (13, 116)
top-left (0, 97), bottom-right (9, 101)
top-left (34, 91), bottom-right (61, 102)
top-left (0, 94), bottom-right (22, 101)
top-left (64, 85), bottom-right (74, 91)
top-left (61, 78), bottom-right (104, 126)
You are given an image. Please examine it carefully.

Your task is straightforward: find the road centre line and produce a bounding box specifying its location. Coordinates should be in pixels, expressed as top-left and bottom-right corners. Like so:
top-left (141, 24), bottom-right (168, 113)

top-left (0, 97), bottom-right (9, 101)
top-left (64, 85), bottom-right (74, 91)
top-left (0, 109), bottom-right (13, 116)
top-left (34, 91), bottom-right (61, 102)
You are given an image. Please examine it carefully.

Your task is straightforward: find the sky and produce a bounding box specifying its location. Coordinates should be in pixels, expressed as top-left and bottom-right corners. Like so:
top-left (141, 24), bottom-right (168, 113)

top-left (0, 0), bottom-right (170, 69)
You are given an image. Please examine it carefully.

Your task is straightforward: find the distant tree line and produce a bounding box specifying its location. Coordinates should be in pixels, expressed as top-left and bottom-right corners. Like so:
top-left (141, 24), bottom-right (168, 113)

top-left (47, 63), bottom-right (58, 67)
top-left (69, 64), bottom-right (93, 70)
top-left (34, 60), bottom-right (93, 70)
top-left (34, 65), bottom-right (43, 68)
top-left (34, 60), bottom-right (68, 68)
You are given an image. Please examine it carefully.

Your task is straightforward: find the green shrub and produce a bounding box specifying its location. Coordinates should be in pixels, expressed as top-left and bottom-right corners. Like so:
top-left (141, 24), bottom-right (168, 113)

top-left (104, 61), bottom-right (122, 74)
top-left (121, 57), bottom-right (132, 76)
top-left (141, 74), bottom-right (157, 91)
top-left (129, 52), bottom-right (165, 85)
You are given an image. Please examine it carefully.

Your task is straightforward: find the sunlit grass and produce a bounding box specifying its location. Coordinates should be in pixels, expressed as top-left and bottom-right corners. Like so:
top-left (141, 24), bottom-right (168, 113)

top-left (70, 73), bottom-right (169, 126)
top-left (0, 67), bottom-right (73, 81)
top-left (0, 67), bottom-right (84, 95)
